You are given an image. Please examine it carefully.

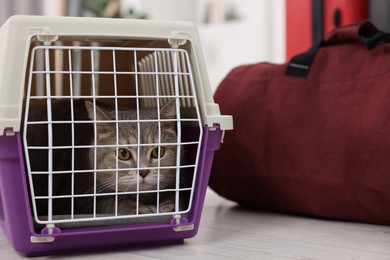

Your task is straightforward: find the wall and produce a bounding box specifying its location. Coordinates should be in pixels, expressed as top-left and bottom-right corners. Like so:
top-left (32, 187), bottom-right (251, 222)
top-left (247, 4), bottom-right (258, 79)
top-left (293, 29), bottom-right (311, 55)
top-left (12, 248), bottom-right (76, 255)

top-left (121, 0), bottom-right (285, 92)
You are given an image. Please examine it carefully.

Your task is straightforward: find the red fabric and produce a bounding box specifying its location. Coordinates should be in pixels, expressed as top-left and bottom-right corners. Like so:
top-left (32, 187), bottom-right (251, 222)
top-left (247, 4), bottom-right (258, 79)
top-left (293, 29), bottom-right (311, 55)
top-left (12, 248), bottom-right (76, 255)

top-left (210, 21), bottom-right (390, 224)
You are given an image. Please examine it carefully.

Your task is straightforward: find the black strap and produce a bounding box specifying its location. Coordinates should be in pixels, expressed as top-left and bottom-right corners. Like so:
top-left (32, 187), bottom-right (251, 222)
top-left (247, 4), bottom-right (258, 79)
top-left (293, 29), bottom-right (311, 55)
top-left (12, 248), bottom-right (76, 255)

top-left (286, 40), bottom-right (323, 78)
top-left (360, 29), bottom-right (390, 49)
top-left (286, 0), bottom-right (323, 78)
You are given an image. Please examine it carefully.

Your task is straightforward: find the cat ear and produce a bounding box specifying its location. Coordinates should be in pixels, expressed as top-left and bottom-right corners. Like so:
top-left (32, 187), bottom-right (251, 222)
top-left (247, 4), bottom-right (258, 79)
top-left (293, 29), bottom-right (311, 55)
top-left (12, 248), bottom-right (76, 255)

top-left (160, 99), bottom-right (177, 120)
top-left (84, 101), bottom-right (114, 140)
top-left (84, 101), bottom-right (111, 121)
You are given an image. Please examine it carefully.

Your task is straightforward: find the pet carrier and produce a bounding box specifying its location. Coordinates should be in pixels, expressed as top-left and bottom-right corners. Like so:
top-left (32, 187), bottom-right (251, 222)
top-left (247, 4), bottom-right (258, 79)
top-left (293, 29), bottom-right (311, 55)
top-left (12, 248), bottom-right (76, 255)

top-left (0, 15), bottom-right (232, 256)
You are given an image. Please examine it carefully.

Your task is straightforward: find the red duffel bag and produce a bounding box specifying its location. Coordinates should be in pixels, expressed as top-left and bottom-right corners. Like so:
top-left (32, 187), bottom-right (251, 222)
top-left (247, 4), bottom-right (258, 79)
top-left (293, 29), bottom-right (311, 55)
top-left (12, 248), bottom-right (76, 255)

top-left (209, 21), bottom-right (390, 224)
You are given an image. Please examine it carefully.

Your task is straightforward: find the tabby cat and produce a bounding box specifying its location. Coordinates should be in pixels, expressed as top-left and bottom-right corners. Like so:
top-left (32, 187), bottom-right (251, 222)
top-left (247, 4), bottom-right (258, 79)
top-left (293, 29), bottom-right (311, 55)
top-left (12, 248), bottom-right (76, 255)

top-left (85, 100), bottom-right (178, 215)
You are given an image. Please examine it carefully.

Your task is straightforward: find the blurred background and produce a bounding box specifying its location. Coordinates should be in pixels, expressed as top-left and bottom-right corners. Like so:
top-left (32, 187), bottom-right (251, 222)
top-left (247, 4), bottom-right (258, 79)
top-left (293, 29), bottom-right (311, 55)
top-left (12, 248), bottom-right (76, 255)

top-left (0, 0), bottom-right (387, 92)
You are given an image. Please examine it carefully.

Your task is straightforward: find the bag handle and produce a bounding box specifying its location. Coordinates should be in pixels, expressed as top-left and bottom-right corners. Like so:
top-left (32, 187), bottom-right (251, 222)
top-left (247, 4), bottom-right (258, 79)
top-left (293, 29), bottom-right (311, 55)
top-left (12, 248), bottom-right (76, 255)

top-left (286, 21), bottom-right (390, 78)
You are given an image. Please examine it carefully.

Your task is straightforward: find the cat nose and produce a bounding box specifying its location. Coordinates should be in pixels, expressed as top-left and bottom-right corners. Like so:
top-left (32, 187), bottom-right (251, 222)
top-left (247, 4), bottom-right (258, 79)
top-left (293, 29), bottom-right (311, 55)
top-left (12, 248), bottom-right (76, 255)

top-left (139, 170), bottom-right (150, 178)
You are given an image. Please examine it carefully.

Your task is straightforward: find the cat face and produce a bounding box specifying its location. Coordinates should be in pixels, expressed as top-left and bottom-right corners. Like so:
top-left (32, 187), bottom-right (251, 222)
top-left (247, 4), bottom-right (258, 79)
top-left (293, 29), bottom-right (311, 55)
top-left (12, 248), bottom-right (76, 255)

top-left (85, 100), bottom-right (178, 193)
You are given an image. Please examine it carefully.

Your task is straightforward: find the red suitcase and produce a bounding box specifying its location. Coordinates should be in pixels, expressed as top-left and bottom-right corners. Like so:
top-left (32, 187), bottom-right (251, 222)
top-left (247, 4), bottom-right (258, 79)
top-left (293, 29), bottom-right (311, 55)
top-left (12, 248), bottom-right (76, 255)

top-left (286, 0), bottom-right (368, 60)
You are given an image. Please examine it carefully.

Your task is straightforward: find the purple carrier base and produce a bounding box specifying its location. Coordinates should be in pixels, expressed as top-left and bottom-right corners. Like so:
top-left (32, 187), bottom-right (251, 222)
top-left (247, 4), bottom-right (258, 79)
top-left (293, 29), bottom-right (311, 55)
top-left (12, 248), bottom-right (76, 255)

top-left (0, 126), bottom-right (222, 257)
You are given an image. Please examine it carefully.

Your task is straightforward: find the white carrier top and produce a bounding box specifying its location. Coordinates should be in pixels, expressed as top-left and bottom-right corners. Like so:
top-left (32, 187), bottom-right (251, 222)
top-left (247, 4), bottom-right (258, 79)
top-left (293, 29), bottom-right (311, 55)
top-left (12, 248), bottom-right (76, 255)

top-left (0, 15), bottom-right (233, 136)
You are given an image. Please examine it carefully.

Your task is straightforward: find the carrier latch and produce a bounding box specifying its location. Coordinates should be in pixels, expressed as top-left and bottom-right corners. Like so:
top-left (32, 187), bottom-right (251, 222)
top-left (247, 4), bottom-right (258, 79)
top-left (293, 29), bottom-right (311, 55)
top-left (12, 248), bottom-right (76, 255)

top-left (28, 27), bottom-right (59, 46)
top-left (30, 224), bottom-right (57, 243)
top-left (168, 31), bottom-right (190, 48)
top-left (3, 128), bottom-right (15, 136)
top-left (171, 215), bottom-right (194, 232)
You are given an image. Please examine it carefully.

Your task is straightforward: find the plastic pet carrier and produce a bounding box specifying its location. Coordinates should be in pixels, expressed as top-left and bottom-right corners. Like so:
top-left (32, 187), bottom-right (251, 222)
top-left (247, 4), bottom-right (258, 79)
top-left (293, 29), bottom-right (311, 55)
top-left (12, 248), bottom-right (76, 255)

top-left (0, 15), bottom-right (233, 256)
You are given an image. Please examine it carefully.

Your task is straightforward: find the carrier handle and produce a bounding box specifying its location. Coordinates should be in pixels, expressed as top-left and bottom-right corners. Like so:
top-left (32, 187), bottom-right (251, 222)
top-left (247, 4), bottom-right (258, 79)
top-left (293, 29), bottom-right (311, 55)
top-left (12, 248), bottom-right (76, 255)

top-left (286, 21), bottom-right (390, 78)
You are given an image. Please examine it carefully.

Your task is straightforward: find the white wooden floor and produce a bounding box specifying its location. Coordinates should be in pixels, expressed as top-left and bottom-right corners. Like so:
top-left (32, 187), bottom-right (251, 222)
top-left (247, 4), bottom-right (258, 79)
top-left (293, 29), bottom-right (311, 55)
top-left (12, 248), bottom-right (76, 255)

top-left (1, 188), bottom-right (390, 259)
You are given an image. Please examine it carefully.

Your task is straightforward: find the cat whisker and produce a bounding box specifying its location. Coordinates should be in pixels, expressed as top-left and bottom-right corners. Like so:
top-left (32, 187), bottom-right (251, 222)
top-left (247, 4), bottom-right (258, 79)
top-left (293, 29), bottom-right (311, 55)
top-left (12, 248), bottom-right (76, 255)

top-left (96, 182), bottom-right (117, 193)
top-left (159, 179), bottom-right (177, 184)
top-left (83, 181), bottom-right (117, 195)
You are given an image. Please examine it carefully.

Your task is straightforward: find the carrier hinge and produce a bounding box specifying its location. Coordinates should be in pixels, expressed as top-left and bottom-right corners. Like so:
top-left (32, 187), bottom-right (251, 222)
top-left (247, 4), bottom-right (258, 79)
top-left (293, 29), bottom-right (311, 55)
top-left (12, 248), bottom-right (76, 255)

top-left (168, 31), bottom-right (190, 48)
top-left (171, 215), bottom-right (194, 232)
top-left (3, 128), bottom-right (15, 136)
top-left (30, 224), bottom-right (56, 243)
top-left (28, 27), bottom-right (59, 46)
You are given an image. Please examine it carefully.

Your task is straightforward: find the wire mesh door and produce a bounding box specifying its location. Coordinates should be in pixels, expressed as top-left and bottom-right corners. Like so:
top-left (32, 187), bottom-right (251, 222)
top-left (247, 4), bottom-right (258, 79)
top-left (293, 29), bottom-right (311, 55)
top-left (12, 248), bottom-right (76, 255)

top-left (23, 44), bottom-right (203, 226)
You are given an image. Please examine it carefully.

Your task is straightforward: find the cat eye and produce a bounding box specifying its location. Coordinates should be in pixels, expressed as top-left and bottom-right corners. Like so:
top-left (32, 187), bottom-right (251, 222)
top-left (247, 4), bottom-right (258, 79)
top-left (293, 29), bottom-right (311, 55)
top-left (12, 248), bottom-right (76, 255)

top-left (117, 148), bottom-right (131, 161)
top-left (151, 147), bottom-right (165, 159)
